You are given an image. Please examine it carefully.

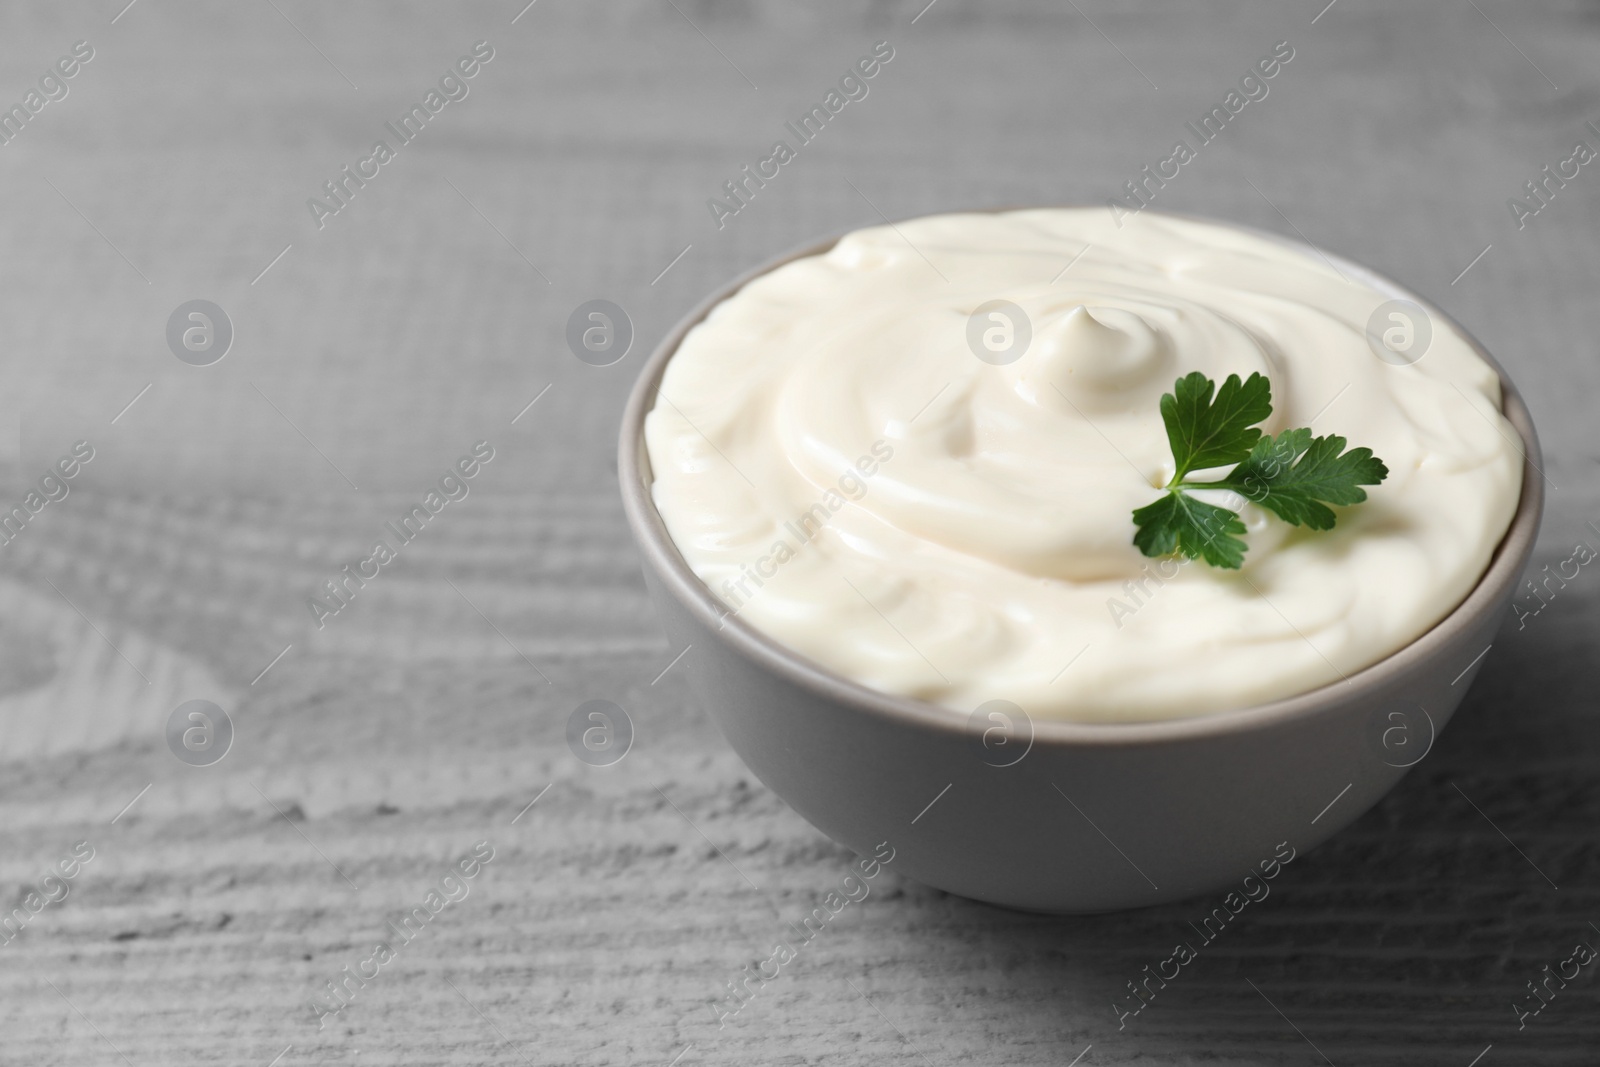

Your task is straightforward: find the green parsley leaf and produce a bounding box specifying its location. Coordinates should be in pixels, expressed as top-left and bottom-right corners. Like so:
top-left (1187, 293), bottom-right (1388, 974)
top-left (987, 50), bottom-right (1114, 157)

top-left (1162, 370), bottom-right (1273, 482)
top-left (1217, 428), bottom-right (1389, 531)
top-left (1131, 373), bottom-right (1388, 569)
top-left (1131, 491), bottom-right (1249, 570)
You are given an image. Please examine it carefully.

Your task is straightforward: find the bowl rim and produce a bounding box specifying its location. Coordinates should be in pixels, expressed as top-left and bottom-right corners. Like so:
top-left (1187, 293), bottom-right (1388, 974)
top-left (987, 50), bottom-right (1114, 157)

top-left (617, 206), bottom-right (1545, 747)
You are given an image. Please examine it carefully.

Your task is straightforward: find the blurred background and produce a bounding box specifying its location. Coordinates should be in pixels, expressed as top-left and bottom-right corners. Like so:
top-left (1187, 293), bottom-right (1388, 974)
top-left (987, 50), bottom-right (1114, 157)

top-left (0, 1), bottom-right (1595, 1063)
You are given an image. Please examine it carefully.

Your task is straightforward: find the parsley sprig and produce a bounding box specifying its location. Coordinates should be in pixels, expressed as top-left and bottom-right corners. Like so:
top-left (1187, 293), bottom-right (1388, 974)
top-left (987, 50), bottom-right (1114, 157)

top-left (1131, 372), bottom-right (1388, 569)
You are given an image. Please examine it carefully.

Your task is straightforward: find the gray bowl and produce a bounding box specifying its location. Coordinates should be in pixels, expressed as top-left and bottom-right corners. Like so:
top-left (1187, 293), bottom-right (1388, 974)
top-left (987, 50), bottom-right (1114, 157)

top-left (618, 211), bottom-right (1544, 914)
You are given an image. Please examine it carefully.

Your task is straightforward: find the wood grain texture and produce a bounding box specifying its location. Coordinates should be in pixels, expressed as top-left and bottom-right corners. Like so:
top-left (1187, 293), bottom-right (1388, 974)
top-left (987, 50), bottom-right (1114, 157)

top-left (1, 1), bottom-right (1598, 1064)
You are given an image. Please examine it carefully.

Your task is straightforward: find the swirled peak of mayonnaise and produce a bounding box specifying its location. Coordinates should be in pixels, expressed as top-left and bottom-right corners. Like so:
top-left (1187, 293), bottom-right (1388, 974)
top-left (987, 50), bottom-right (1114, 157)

top-left (644, 209), bottom-right (1524, 721)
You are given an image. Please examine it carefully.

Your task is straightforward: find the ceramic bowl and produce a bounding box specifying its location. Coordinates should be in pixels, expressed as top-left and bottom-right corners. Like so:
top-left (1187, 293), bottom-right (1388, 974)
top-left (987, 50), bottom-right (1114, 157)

top-left (618, 211), bottom-right (1544, 913)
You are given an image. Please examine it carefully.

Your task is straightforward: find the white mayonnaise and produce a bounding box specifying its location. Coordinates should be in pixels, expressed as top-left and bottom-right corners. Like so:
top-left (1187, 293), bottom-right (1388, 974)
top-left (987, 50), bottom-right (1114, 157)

top-left (644, 210), bottom-right (1523, 721)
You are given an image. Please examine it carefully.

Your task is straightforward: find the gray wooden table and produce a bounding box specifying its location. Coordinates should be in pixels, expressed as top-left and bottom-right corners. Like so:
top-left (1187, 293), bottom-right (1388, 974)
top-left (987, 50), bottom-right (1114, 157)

top-left (0, 1), bottom-right (1596, 1063)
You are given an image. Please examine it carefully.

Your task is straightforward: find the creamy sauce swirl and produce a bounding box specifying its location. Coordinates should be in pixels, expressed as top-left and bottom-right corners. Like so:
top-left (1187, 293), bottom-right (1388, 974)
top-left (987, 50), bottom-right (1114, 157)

top-left (644, 210), bottom-right (1523, 721)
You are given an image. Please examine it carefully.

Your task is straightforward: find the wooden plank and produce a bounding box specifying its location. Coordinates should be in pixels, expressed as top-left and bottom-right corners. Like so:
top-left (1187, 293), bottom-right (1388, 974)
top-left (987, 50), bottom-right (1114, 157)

top-left (0, 2), bottom-right (1596, 1064)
